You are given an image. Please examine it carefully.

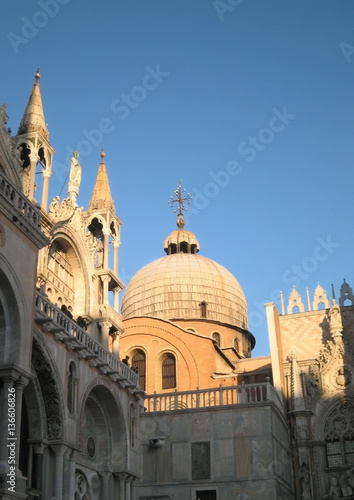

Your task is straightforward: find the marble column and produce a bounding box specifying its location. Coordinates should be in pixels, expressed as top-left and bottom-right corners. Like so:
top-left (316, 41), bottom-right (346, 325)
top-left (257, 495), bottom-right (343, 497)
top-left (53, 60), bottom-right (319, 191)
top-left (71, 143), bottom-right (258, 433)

top-left (113, 241), bottom-right (119, 276)
top-left (51, 444), bottom-right (67, 499)
top-left (99, 320), bottom-right (111, 350)
top-left (29, 152), bottom-right (39, 200)
top-left (0, 376), bottom-right (15, 466)
top-left (99, 471), bottom-right (112, 499)
top-left (32, 443), bottom-right (46, 493)
top-left (103, 231), bottom-right (110, 269)
top-left (41, 169), bottom-right (51, 212)
top-left (117, 472), bottom-right (127, 499)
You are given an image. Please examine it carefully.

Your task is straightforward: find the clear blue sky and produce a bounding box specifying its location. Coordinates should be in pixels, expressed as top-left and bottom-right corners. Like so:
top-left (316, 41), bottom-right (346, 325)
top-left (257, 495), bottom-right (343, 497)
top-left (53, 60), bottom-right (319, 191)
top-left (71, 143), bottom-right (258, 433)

top-left (2, 1), bottom-right (354, 357)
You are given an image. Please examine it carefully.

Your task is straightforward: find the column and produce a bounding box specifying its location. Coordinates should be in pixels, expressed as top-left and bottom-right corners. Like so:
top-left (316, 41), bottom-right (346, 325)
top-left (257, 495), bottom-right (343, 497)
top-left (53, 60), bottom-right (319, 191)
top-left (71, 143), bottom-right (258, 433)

top-left (29, 152), bottom-right (39, 200)
top-left (99, 471), bottom-right (112, 499)
top-left (51, 444), bottom-right (67, 500)
top-left (68, 451), bottom-right (76, 499)
top-left (0, 376), bottom-right (15, 466)
top-left (32, 443), bottom-right (46, 493)
top-left (99, 320), bottom-right (111, 350)
top-left (117, 472), bottom-right (127, 499)
top-left (41, 169), bottom-right (51, 212)
top-left (113, 286), bottom-right (119, 311)
top-left (103, 231), bottom-right (110, 269)
top-left (125, 475), bottom-right (134, 500)
top-left (63, 447), bottom-right (75, 500)
top-left (110, 331), bottom-right (122, 357)
top-left (113, 241), bottom-right (119, 275)
top-left (14, 377), bottom-right (27, 471)
top-left (101, 275), bottom-right (111, 305)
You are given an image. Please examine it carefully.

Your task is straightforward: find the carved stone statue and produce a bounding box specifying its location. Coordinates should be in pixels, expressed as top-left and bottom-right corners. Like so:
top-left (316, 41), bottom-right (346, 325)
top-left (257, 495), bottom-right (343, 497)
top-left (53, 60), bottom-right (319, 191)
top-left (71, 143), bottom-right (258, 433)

top-left (299, 463), bottom-right (311, 499)
top-left (327, 473), bottom-right (340, 499)
top-left (96, 239), bottom-right (104, 269)
top-left (328, 299), bottom-right (343, 341)
top-left (68, 151), bottom-right (82, 202)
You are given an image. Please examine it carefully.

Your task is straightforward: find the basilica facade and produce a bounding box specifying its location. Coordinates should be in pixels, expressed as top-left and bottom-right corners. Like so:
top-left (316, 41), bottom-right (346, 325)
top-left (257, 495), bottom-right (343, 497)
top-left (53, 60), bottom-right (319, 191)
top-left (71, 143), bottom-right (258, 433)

top-left (0, 72), bottom-right (353, 499)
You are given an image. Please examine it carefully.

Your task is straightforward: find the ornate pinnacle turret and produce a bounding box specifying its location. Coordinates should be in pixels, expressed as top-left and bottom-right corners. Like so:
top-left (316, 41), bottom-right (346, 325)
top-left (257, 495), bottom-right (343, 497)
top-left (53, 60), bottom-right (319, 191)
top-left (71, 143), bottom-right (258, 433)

top-left (168, 181), bottom-right (192, 229)
top-left (17, 68), bottom-right (49, 140)
top-left (88, 147), bottom-right (115, 211)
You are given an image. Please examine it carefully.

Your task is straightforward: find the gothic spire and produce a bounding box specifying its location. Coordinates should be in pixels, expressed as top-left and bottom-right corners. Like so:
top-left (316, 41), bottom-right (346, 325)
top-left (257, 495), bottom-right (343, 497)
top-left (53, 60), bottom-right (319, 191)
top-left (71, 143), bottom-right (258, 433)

top-left (88, 148), bottom-right (115, 211)
top-left (17, 69), bottom-right (49, 140)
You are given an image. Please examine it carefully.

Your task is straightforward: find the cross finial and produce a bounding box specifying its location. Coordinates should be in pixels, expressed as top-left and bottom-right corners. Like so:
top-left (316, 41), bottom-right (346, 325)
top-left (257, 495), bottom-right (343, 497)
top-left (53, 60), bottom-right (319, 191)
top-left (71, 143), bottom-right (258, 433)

top-left (168, 180), bottom-right (192, 229)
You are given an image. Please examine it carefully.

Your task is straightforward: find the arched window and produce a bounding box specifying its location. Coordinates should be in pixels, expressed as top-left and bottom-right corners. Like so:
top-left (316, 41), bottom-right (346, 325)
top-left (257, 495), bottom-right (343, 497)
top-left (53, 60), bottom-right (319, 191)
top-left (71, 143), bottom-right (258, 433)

top-left (67, 361), bottom-right (77, 414)
top-left (162, 354), bottom-right (176, 389)
top-left (200, 301), bottom-right (207, 318)
top-left (234, 338), bottom-right (239, 352)
top-left (212, 332), bottom-right (221, 347)
top-left (132, 350), bottom-right (146, 391)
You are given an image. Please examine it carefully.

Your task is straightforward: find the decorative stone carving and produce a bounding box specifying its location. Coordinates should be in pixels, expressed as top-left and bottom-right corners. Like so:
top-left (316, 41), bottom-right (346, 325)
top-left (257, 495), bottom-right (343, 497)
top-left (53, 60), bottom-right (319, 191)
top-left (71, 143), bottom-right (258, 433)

top-left (287, 286), bottom-right (305, 314)
top-left (328, 299), bottom-right (343, 342)
top-left (334, 366), bottom-right (351, 388)
top-left (95, 238), bottom-right (104, 269)
top-left (326, 472), bottom-right (340, 499)
top-left (299, 462), bottom-right (311, 499)
top-left (339, 279), bottom-right (354, 307)
top-left (32, 339), bottom-right (63, 439)
top-left (49, 195), bottom-right (81, 222)
top-left (312, 283), bottom-right (330, 310)
top-left (68, 152), bottom-right (82, 203)
top-left (75, 472), bottom-right (90, 500)
top-left (324, 401), bottom-right (354, 441)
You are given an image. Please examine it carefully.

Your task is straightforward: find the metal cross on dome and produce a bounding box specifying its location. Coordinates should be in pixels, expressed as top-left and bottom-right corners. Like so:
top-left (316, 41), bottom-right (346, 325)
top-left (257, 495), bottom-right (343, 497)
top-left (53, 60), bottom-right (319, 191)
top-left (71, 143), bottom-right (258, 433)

top-left (168, 181), bottom-right (193, 216)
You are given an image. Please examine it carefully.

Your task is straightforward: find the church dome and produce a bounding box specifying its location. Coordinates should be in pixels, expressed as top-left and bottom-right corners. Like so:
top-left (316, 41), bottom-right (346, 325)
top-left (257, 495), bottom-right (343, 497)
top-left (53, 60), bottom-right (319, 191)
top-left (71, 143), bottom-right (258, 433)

top-left (121, 229), bottom-right (248, 330)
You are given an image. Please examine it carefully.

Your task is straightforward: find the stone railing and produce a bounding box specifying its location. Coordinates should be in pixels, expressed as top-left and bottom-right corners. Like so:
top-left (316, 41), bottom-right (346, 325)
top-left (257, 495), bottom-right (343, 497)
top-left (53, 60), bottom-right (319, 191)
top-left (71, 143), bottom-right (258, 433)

top-left (35, 290), bottom-right (140, 390)
top-left (0, 170), bottom-right (42, 231)
top-left (145, 380), bottom-right (281, 412)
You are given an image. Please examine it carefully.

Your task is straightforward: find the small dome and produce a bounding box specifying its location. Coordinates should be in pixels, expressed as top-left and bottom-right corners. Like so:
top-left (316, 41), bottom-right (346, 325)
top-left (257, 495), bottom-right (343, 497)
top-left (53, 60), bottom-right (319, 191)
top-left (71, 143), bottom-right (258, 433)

top-left (121, 252), bottom-right (248, 330)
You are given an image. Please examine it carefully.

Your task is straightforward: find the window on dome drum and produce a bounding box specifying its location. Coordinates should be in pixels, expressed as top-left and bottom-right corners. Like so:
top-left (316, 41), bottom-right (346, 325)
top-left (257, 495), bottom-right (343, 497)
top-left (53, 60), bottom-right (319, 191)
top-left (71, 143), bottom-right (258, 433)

top-left (234, 338), bottom-right (239, 352)
top-left (162, 354), bottom-right (176, 389)
top-left (132, 350), bottom-right (146, 390)
top-left (212, 332), bottom-right (220, 347)
top-left (200, 301), bottom-right (207, 318)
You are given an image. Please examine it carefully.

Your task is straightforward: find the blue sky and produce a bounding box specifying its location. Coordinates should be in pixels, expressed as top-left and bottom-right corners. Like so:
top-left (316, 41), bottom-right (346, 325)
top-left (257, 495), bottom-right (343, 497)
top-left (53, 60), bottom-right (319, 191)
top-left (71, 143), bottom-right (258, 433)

top-left (2, 1), bottom-right (354, 356)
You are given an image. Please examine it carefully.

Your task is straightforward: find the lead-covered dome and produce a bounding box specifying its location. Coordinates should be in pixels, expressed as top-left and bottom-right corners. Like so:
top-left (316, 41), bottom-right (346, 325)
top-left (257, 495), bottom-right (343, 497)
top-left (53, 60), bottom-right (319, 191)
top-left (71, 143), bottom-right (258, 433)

top-left (121, 225), bottom-right (248, 330)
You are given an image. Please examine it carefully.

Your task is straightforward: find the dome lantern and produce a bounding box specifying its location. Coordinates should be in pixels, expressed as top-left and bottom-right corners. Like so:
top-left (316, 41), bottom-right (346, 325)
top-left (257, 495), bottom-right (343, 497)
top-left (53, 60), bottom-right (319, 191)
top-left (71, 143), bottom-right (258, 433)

top-left (165, 181), bottom-right (199, 254)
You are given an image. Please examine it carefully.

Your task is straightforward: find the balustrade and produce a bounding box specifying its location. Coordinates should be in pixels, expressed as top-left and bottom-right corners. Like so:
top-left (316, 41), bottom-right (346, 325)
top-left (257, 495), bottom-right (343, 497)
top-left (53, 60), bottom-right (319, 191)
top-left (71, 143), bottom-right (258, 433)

top-left (0, 171), bottom-right (41, 229)
top-left (35, 290), bottom-right (139, 388)
top-left (145, 380), bottom-right (280, 412)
